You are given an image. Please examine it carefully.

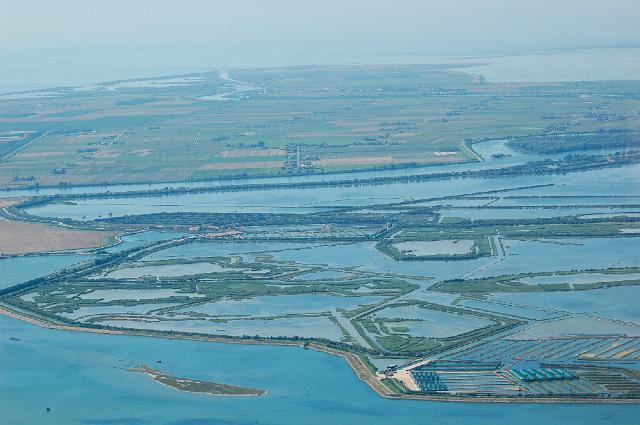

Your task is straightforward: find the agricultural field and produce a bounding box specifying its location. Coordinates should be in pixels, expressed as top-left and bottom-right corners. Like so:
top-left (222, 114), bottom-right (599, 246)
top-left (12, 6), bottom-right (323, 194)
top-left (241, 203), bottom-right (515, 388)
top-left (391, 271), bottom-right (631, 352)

top-left (1, 64), bottom-right (639, 189)
top-left (0, 198), bottom-right (118, 255)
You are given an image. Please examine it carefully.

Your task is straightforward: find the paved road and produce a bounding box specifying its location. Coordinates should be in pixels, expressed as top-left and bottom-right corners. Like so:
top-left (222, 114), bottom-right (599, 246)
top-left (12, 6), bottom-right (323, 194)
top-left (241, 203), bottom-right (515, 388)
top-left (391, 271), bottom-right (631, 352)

top-left (1, 131), bottom-right (49, 161)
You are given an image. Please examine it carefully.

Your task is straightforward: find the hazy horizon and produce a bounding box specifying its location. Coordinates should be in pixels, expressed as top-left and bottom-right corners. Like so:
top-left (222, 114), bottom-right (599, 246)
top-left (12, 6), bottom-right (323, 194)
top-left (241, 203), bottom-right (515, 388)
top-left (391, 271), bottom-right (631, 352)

top-left (1, 0), bottom-right (639, 92)
top-left (2, 1), bottom-right (640, 421)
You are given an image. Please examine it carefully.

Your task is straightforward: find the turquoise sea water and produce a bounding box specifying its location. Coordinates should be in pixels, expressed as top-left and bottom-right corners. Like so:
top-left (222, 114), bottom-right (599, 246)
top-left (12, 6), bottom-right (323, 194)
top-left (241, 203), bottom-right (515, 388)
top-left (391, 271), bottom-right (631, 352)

top-left (0, 254), bottom-right (91, 289)
top-left (1, 314), bottom-right (639, 425)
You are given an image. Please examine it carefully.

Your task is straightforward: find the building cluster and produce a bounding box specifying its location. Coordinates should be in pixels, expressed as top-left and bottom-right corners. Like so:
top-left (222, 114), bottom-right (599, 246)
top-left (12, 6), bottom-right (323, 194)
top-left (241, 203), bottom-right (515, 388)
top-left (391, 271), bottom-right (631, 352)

top-left (284, 144), bottom-right (315, 170)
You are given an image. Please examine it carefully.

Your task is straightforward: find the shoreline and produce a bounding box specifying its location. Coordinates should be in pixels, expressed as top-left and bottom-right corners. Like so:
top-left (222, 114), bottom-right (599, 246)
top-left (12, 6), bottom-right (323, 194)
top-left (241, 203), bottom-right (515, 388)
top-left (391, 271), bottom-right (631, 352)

top-left (130, 365), bottom-right (266, 397)
top-left (1, 304), bottom-right (638, 404)
top-left (0, 199), bottom-right (122, 256)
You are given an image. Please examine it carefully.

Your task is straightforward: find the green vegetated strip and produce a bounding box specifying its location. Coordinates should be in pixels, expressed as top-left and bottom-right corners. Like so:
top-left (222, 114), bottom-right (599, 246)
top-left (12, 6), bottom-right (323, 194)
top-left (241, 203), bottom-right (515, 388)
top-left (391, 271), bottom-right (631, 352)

top-left (392, 221), bottom-right (640, 241)
top-left (97, 210), bottom-right (398, 227)
top-left (131, 365), bottom-right (265, 396)
top-left (432, 267), bottom-right (640, 293)
top-left (356, 300), bottom-right (520, 357)
top-left (9, 272), bottom-right (415, 316)
top-left (91, 255), bottom-right (297, 284)
top-left (507, 129), bottom-right (640, 154)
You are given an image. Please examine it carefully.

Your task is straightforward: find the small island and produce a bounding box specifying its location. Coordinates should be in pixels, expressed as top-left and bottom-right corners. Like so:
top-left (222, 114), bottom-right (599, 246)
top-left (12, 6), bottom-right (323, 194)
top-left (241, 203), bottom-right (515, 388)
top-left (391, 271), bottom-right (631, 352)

top-left (130, 365), bottom-right (266, 396)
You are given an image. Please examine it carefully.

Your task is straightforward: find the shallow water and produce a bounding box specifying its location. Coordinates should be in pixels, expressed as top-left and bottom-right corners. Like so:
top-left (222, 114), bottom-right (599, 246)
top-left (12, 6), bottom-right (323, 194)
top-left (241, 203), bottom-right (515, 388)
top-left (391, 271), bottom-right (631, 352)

top-left (78, 288), bottom-right (203, 301)
top-left (144, 240), bottom-right (328, 260)
top-left (0, 253), bottom-right (92, 289)
top-left (57, 303), bottom-right (179, 320)
top-left (102, 315), bottom-right (345, 340)
top-left (458, 299), bottom-right (560, 320)
top-left (269, 241), bottom-right (483, 281)
top-left (103, 261), bottom-right (234, 278)
top-left (438, 207), bottom-right (640, 221)
top-left (297, 270), bottom-right (349, 280)
top-left (394, 240), bottom-right (475, 256)
top-left (511, 317), bottom-right (640, 339)
top-left (2, 314), bottom-right (639, 424)
top-left (490, 286), bottom-right (640, 324)
top-left (494, 196), bottom-right (640, 207)
top-left (178, 294), bottom-right (385, 317)
top-left (373, 306), bottom-right (492, 337)
top-left (519, 272), bottom-right (640, 286)
top-left (475, 237), bottom-right (640, 278)
top-left (25, 162), bottom-right (640, 221)
top-left (455, 48), bottom-right (640, 82)
top-left (104, 230), bottom-right (188, 253)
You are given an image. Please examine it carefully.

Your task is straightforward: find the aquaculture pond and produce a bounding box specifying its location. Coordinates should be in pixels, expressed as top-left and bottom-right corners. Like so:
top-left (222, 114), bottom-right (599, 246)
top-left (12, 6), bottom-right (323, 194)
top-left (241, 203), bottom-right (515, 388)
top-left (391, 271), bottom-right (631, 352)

top-left (473, 237), bottom-right (640, 278)
top-left (139, 239), bottom-right (462, 280)
top-left (437, 206), bottom-right (640, 221)
top-left (518, 272), bottom-right (640, 286)
top-left (77, 288), bottom-right (204, 301)
top-left (494, 196), bottom-right (640, 207)
top-left (392, 240), bottom-right (475, 256)
top-left (143, 240), bottom-right (329, 261)
top-left (136, 235), bottom-right (640, 286)
top-left (2, 314), bottom-right (640, 425)
top-left (177, 294), bottom-right (386, 317)
top-left (373, 306), bottom-right (493, 338)
top-left (510, 316), bottom-right (640, 340)
top-left (264, 241), bottom-right (486, 281)
top-left (57, 303), bottom-right (180, 321)
top-left (297, 270), bottom-right (349, 280)
top-left (458, 299), bottom-right (562, 320)
top-left (102, 261), bottom-right (236, 278)
top-left (102, 315), bottom-right (346, 340)
top-left (489, 285), bottom-right (640, 324)
top-left (103, 230), bottom-right (188, 253)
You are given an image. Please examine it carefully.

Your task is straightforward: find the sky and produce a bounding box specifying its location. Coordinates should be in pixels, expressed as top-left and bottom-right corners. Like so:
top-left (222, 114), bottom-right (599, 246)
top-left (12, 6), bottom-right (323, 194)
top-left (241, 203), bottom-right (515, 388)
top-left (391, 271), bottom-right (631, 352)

top-left (1, 0), bottom-right (639, 91)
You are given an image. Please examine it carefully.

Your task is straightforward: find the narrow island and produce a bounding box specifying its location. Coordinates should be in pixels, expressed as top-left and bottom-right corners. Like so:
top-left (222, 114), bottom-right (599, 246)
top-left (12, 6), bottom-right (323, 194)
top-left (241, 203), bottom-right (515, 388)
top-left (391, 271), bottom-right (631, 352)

top-left (130, 365), bottom-right (266, 397)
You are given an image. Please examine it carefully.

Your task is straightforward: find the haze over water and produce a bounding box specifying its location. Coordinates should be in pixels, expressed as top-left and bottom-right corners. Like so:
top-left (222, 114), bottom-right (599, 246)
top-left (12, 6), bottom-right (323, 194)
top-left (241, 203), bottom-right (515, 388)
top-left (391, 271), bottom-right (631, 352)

top-left (2, 0), bottom-right (639, 92)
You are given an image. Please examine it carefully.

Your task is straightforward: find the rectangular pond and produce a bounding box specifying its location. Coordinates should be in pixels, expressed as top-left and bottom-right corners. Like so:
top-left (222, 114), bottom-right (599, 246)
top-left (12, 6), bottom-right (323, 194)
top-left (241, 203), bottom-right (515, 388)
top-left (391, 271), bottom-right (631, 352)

top-left (393, 240), bottom-right (475, 256)
top-left (373, 305), bottom-right (493, 338)
top-left (177, 294), bottom-right (386, 317)
top-left (102, 262), bottom-right (236, 279)
top-left (489, 285), bottom-right (640, 324)
top-left (101, 315), bottom-right (345, 341)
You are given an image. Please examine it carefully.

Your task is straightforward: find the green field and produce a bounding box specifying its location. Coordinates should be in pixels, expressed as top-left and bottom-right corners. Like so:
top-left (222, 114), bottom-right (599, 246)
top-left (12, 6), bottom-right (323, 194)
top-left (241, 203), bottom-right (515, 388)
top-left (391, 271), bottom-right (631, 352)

top-left (1, 64), bottom-right (638, 188)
